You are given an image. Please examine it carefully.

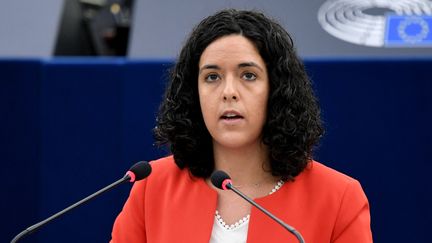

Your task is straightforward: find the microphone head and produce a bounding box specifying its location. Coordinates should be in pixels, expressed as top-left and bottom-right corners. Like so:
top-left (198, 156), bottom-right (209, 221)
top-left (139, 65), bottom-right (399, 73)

top-left (126, 161), bottom-right (152, 182)
top-left (211, 170), bottom-right (232, 190)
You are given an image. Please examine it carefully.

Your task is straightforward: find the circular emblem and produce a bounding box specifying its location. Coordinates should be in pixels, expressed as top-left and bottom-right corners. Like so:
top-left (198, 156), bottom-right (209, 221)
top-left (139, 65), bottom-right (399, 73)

top-left (317, 0), bottom-right (432, 47)
top-left (397, 17), bottom-right (429, 43)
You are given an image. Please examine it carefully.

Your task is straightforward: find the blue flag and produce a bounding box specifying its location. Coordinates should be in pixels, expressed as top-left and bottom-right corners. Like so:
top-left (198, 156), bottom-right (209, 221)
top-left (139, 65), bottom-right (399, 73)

top-left (385, 15), bottom-right (432, 47)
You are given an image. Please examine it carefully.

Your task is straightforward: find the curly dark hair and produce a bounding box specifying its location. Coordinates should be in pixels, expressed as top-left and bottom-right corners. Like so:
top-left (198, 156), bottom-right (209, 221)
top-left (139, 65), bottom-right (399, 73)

top-left (154, 9), bottom-right (323, 180)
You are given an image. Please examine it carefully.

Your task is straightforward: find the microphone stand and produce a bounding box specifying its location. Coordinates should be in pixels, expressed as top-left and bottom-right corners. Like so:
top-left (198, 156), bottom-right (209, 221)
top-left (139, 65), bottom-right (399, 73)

top-left (227, 183), bottom-right (305, 243)
top-left (11, 175), bottom-right (130, 243)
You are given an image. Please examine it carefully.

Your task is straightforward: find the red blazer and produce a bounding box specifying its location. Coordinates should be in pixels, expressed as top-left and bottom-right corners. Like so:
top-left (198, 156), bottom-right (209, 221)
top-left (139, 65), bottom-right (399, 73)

top-left (111, 156), bottom-right (372, 243)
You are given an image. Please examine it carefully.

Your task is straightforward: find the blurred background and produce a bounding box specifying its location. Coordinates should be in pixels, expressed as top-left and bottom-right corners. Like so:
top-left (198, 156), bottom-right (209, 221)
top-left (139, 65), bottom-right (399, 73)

top-left (1, 0), bottom-right (431, 242)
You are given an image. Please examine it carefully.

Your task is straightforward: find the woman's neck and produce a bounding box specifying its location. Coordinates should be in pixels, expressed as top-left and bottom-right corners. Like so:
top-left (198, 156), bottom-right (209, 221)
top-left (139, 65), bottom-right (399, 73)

top-left (212, 141), bottom-right (276, 186)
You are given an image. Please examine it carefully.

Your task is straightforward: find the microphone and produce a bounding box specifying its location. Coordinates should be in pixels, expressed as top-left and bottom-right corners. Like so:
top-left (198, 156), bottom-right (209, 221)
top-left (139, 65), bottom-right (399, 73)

top-left (211, 170), bottom-right (305, 243)
top-left (11, 161), bottom-right (152, 243)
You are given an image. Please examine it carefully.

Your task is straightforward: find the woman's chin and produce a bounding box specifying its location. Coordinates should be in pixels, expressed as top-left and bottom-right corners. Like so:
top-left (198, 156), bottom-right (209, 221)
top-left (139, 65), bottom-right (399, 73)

top-left (212, 136), bottom-right (261, 150)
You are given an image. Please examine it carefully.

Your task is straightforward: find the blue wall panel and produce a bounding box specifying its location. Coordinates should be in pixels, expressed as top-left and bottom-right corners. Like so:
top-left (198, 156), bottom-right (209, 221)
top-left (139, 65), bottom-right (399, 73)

top-left (1, 58), bottom-right (431, 243)
top-left (36, 60), bottom-right (126, 243)
top-left (0, 60), bottom-right (42, 243)
top-left (307, 60), bottom-right (432, 242)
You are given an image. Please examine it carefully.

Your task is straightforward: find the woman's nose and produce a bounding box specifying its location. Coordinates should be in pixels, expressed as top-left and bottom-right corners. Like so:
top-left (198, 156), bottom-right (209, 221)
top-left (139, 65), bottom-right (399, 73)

top-left (222, 77), bottom-right (239, 101)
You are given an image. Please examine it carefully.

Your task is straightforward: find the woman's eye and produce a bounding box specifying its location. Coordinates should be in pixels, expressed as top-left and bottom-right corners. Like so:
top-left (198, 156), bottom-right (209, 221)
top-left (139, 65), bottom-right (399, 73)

top-left (242, 72), bottom-right (257, 81)
top-left (205, 74), bottom-right (220, 82)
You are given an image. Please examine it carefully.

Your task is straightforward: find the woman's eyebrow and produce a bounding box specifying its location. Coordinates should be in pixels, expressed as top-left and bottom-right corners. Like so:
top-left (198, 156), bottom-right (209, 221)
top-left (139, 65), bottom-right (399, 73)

top-left (199, 62), bottom-right (264, 74)
top-left (199, 64), bottom-right (220, 74)
top-left (238, 62), bottom-right (264, 72)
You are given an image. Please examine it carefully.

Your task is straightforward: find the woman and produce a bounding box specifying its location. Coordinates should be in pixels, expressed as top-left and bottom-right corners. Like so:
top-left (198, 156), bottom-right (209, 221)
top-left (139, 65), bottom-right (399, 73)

top-left (111, 9), bottom-right (372, 243)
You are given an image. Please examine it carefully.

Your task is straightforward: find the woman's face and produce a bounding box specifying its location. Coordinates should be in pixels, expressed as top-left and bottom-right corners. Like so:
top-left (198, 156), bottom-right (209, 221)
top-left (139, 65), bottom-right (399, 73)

top-left (198, 34), bottom-right (269, 149)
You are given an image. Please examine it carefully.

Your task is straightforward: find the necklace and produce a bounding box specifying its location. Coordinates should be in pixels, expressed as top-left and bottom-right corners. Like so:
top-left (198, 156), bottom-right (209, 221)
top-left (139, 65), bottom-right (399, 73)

top-left (233, 178), bottom-right (282, 189)
top-left (215, 179), bottom-right (284, 230)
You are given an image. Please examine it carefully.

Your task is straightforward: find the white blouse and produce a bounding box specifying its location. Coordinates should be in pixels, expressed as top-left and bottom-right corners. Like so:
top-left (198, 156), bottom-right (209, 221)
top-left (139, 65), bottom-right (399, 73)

top-left (209, 180), bottom-right (284, 243)
top-left (209, 212), bottom-right (250, 243)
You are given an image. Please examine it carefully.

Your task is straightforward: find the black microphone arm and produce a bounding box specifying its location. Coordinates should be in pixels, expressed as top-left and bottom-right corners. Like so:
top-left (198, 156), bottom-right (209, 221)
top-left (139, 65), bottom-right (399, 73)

top-left (226, 183), bottom-right (305, 243)
top-left (11, 161), bottom-right (151, 243)
top-left (211, 170), bottom-right (305, 243)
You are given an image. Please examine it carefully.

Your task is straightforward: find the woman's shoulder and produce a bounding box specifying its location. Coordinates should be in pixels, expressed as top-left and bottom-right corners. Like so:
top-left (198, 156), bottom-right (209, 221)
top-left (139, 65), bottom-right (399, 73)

top-left (148, 155), bottom-right (187, 179)
top-left (293, 160), bottom-right (367, 200)
top-left (302, 160), bottom-right (358, 186)
top-left (149, 155), bottom-right (178, 170)
top-left (134, 155), bottom-right (212, 202)
top-left (302, 161), bottom-right (371, 241)
top-left (145, 155), bottom-right (202, 189)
